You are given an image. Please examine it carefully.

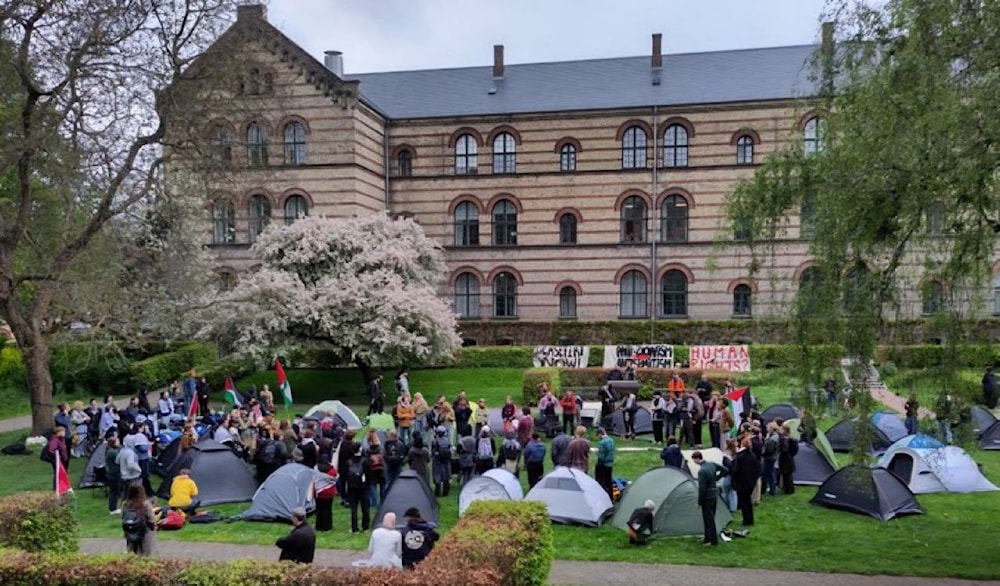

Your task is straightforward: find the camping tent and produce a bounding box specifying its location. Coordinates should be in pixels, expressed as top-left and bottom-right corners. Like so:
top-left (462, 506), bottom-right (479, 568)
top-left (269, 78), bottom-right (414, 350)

top-left (303, 400), bottom-right (363, 430)
top-left (602, 407), bottom-right (653, 437)
top-left (792, 442), bottom-right (837, 485)
top-left (525, 466), bottom-right (614, 527)
top-left (971, 406), bottom-right (997, 439)
top-left (156, 439), bottom-right (258, 505)
top-left (825, 418), bottom-right (893, 453)
top-left (878, 445), bottom-right (998, 494)
top-left (458, 468), bottom-right (524, 517)
top-left (810, 465), bottom-right (923, 521)
top-left (375, 469), bottom-right (440, 528)
top-left (886, 434), bottom-right (944, 451)
top-left (78, 441), bottom-right (108, 489)
top-left (981, 422), bottom-right (1000, 450)
top-left (680, 447), bottom-right (725, 477)
top-left (784, 418), bottom-right (838, 470)
top-left (760, 403), bottom-right (800, 426)
top-left (366, 413), bottom-right (395, 431)
top-left (610, 467), bottom-right (731, 537)
top-left (871, 412), bottom-right (908, 443)
top-left (232, 463), bottom-right (319, 522)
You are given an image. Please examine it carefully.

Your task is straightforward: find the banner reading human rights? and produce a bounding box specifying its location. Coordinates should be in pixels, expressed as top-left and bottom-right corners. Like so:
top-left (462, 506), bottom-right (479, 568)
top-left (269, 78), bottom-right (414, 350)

top-left (689, 345), bottom-right (751, 372)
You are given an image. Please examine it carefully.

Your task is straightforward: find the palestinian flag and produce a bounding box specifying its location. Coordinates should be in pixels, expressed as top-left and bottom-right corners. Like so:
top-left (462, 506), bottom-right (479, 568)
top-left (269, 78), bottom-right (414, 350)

top-left (726, 386), bottom-right (752, 435)
top-left (187, 393), bottom-right (199, 419)
top-left (55, 453), bottom-right (72, 496)
top-left (223, 377), bottom-right (242, 409)
top-left (276, 358), bottom-right (293, 407)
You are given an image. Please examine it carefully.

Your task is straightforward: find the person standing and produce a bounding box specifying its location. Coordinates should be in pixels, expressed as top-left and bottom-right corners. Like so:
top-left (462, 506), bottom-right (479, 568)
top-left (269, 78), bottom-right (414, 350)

top-left (695, 374), bottom-right (713, 404)
top-left (431, 426), bottom-right (452, 497)
top-left (406, 434), bottom-right (431, 483)
top-left (276, 507), bottom-right (316, 564)
top-left (904, 393), bottom-right (920, 436)
top-left (595, 427), bottom-right (615, 500)
top-left (824, 377), bottom-right (838, 417)
top-left (935, 393), bottom-right (956, 444)
top-left (983, 366), bottom-right (996, 409)
top-left (560, 390), bottom-right (579, 435)
top-left (550, 428), bottom-right (570, 468)
top-left (46, 426), bottom-right (70, 490)
top-left (523, 432), bottom-right (546, 488)
top-left (760, 422), bottom-right (779, 497)
top-left (368, 376), bottom-right (385, 416)
top-left (395, 396), bottom-right (415, 445)
top-left (566, 426), bottom-right (590, 474)
top-left (105, 436), bottom-right (122, 514)
top-left (621, 387), bottom-right (638, 440)
top-left (777, 424), bottom-right (798, 494)
top-left (598, 384), bottom-right (616, 422)
top-left (383, 430), bottom-right (406, 487)
top-left (120, 483), bottom-right (157, 556)
top-left (314, 462), bottom-right (337, 532)
top-left (692, 451), bottom-right (728, 546)
top-left (345, 446), bottom-right (371, 534)
top-left (650, 390), bottom-right (666, 444)
top-left (731, 437), bottom-right (761, 526)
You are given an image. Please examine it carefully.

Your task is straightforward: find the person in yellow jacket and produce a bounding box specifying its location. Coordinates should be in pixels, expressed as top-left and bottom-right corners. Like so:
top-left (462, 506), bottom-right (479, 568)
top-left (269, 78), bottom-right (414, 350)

top-left (167, 468), bottom-right (200, 515)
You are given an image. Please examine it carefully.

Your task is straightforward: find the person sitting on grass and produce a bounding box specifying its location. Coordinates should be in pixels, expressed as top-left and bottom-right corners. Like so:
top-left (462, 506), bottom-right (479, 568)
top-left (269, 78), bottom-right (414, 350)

top-left (167, 468), bottom-right (200, 516)
top-left (368, 512), bottom-right (403, 569)
top-left (627, 499), bottom-right (655, 545)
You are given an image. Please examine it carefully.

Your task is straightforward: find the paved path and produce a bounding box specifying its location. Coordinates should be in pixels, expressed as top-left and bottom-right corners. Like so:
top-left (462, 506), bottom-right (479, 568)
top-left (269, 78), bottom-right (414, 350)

top-left (79, 538), bottom-right (994, 586)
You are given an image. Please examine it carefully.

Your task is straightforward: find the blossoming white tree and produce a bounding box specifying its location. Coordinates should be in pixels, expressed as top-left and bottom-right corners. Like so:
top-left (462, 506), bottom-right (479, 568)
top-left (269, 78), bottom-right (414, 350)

top-left (217, 213), bottom-right (462, 383)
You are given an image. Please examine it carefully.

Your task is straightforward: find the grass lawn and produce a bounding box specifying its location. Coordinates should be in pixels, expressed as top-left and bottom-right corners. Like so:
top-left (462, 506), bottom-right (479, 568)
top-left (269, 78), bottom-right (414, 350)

top-left (0, 386), bottom-right (94, 421)
top-left (881, 368), bottom-right (983, 409)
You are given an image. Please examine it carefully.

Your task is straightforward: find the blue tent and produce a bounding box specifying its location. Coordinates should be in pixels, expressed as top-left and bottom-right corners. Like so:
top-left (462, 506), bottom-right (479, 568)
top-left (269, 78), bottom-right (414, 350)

top-left (871, 412), bottom-right (908, 444)
top-left (886, 434), bottom-right (944, 451)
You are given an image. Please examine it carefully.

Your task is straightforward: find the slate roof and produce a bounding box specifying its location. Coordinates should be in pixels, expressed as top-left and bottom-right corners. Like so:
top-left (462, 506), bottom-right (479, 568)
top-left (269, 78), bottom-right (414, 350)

top-left (348, 44), bottom-right (820, 120)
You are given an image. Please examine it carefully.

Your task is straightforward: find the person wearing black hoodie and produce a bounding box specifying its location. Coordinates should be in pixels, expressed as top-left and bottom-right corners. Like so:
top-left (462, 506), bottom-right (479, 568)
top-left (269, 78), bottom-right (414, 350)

top-left (732, 437), bottom-right (762, 526)
top-left (659, 436), bottom-right (683, 468)
top-left (400, 507), bottom-right (439, 569)
top-left (297, 428), bottom-right (319, 469)
top-left (336, 432), bottom-right (358, 508)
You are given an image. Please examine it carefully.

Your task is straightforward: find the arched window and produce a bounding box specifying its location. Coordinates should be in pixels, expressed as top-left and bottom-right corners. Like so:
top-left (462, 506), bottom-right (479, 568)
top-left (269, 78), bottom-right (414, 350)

top-left (493, 132), bottom-right (516, 174)
top-left (621, 196), bottom-right (647, 243)
top-left (559, 143), bottom-right (577, 172)
top-left (660, 270), bottom-right (688, 317)
top-left (622, 126), bottom-right (647, 169)
top-left (492, 199), bottom-right (517, 245)
top-left (246, 122), bottom-right (267, 167)
top-left (926, 201), bottom-right (946, 235)
top-left (210, 125), bottom-right (233, 164)
top-left (663, 124), bottom-right (689, 168)
top-left (454, 201), bottom-right (479, 246)
top-left (922, 281), bottom-right (944, 315)
top-left (803, 117), bottom-right (823, 155)
top-left (454, 273), bottom-right (480, 318)
top-left (397, 150), bottom-right (413, 177)
top-left (248, 195), bottom-right (271, 242)
top-left (736, 135), bottom-right (754, 165)
top-left (283, 122), bottom-right (307, 165)
top-left (660, 195), bottom-right (688, 243)
top-left (559, 286), bottom-right (578, 318)
top-left (559, 213), bottom-right (577, 245)
top-left (733, 284), bottom-right (752, 317)
top-left (283, 195), bottom-right (308, 225)
top-left (211, 201), bottom-right (235, 244)
top-left (619, 270), bottom-right (648, 317)
top-left (455, 134), bottom-right (478, 175)
top-left (493, 272), bottom-right (518, 317)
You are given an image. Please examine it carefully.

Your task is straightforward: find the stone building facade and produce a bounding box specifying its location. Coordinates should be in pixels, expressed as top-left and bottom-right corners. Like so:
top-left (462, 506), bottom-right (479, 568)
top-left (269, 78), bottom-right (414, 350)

top-left (188, 5), bottom-right (992, 342)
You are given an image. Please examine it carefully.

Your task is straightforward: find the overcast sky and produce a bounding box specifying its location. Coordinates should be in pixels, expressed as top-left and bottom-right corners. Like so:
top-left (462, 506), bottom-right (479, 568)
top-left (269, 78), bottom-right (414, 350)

top-left (264, 0), bottom-right (831, 74)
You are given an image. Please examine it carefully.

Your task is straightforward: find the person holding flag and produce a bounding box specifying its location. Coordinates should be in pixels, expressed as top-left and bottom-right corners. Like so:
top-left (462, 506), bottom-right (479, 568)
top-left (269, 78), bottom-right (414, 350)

top-left (47, 426), bottom-right (72, 495)
top-left (726, 386), bottom-right (752, 436)
top-left (276, 358), bottom-right (293, 411)
top-left (187, 388), bottom-right (199, 421)
top-left (223, 377), bottom-right (243, 410)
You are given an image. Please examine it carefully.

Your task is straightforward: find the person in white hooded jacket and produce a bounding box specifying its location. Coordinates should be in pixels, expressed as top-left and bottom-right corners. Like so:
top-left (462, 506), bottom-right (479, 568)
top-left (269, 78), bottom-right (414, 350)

top-left (117, 435), bottom-right (142, 490)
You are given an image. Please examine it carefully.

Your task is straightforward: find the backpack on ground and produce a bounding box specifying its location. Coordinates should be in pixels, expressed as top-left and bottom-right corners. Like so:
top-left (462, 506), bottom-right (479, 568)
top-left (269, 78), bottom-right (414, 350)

top-left (476, 437), bottom-right (493, 460)
top-left (435, 437), bottom-right (452, 461)
top-left (122, 509), bottom-right (148, 543)
top-left (346, 458), bottom-right (366, 491)
top-left (158, 509), bottom-right (185, 530)
top-left (368, 451), bottom-right (385, 472)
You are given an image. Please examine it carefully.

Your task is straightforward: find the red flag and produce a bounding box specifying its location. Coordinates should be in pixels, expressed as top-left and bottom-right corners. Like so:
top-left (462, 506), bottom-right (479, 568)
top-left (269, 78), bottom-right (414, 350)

top-left (55, 453), bottom-right (72, 496)
top-left (188, 392), bottom-right (199, 419)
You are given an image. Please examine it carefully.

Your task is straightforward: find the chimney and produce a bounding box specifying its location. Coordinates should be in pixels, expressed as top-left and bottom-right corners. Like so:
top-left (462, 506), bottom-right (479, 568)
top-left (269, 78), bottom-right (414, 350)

top-left (236, 4), bottom-right (265, 22)
top-left (651, 33), bottom-right (663, 68)
top-left (324, 50), bottom-right (344, 78)
top-left (493, 45), bottom-right (504, 79)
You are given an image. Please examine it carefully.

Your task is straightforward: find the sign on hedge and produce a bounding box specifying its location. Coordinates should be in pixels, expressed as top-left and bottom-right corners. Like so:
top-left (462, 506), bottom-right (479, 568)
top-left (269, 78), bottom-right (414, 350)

top-left (603, 345), bottom-right (674, 369)
top-left (533, 345), bottom-right (590, 368)
top-left (689, 345), bottom-right (751, 372)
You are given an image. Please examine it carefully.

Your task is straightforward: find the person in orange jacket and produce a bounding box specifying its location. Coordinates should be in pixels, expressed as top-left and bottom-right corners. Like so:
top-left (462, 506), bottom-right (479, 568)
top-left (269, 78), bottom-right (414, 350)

top-left (559, 390), bottom-right (579, 435)
top-left (667, 372), bottom-right (686, 399)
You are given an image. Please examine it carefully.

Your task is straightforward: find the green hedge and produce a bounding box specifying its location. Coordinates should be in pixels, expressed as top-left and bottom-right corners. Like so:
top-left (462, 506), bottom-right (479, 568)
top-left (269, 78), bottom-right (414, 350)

top-left (521, 368), bottom-right (561, 403)
top-left (455, 346), bottom-right (534, 368)
top-left (130, 343), bottom-right (218, 388)
top-left (0, 493), bottom-right (77, 554)
top-left (875, 345), bottom-right (999, 369)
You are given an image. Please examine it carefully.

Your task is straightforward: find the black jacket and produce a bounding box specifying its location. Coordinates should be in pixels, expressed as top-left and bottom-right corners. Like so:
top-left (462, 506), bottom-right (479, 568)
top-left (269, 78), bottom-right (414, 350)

top-left (732, 448), bottom-right (762, 492)
top-left (276, 522), bottom-right (316, 564)
top-left (400, 520), bottom-right (439, 568)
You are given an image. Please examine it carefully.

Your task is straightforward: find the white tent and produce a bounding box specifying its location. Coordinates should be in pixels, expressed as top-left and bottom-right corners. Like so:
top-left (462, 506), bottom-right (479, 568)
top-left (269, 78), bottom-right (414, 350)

top-left (304, 400), bottom-right (363, 429)
top-left (458, 468), bottom-right (524, 517)
top-left (681, 447), bottom-right (726, 477)
top-left (524, 466), bottom-right (613, 527)
top-left (878, 445), bottom-right (998, 494)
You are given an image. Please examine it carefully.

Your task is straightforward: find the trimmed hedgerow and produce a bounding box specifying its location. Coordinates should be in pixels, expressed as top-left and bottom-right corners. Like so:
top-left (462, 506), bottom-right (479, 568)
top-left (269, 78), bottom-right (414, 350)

top-left (130, 343), bottom-right (218, 388)
top-left (0, 492), bottom-right (77, 554)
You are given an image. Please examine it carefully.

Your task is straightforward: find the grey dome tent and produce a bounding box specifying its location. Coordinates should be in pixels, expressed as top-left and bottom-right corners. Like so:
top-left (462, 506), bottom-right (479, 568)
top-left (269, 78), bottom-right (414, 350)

top-left (760, 403), bottom-right (800, 426)
top-left (78, 440), bottom-right (108, 489)
top-left (458, 468), bottom-right (524, 517)
top-left (979, 421), bottom-right (1000, 450)
top-left (525, 466), bottom-right (614, 527)
top-left (602, 407), bottom-right (653, 437)
top-left (871, 411), bottom-right (908, 444)
top-left (971, 406), bottom-right (997, 439)
top-left (233, 463), bottom-right (319, 522)
top-left (792, 442), bottom-right (837, 485)
top-left (611, 466), bottom-right (730, 538)
top-left (156, 438), bottom-right (258, 505)
top-left (375, 469), bottom-right (439, 528)
top-left (810, 465), bottom-right (923, 521)
top-left (153, 431), bottom-right (211, 477)
top-left (825, 418), bottom-right (893, 453)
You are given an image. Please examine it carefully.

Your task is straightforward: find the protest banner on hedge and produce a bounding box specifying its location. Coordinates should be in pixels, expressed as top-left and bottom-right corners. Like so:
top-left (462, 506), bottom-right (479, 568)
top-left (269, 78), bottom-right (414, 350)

top-left (603, 345), bottom-right (674, 369)
top-left (532, 345), bottom-right (590, 368)
top-left (689, 345), bottom-right (751, 372)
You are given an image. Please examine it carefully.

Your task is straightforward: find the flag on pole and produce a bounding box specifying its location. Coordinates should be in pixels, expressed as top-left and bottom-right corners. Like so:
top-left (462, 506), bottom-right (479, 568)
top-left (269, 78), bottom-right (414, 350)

top-left (276, 358), bottom-right (293, 407)
top-left (223, 377), bottom-right (242, 409)
top-left (188, 392), bottom-right (199, 419)
top-left (726, 386), bottom-right (752, 435)
top-left (55, 453), bottom-right (72, 496)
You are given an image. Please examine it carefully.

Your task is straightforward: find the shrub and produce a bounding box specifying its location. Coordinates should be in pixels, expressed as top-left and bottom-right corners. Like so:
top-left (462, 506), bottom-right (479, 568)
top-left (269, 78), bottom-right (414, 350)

top-left (521, 368), bottom-right (560, 403)
top-left (0, 493), bottom-right (77, 554)
top-left (191, 357), bottom-right (255, 390)
top-left (49, 342), bottom-right (133, 395)
top-left (0, 346), bottom-right (25, 385)
top-left (130, 343), bottom-right (218, 388)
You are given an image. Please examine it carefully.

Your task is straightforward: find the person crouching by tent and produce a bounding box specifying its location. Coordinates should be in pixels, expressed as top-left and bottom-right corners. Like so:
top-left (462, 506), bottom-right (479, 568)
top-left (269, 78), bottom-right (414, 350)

top-left (627, 500), bottom-right (655, 545)
top-left (400, 507), bottom-right (438, 570)
top-left (167, 468), bottom-right (200, 516)
top-left (276, 507), bottom-right (316, 564)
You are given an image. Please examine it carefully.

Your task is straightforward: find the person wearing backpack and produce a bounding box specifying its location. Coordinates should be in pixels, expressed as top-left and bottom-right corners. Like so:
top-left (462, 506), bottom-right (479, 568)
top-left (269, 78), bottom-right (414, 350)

top-left (777, 424), bottom-right (798, 494)
top-left (345, 446), bottom-right (371, 533)
top-left (431, 426), bottom-right (452, 497)
top-left (456, 434), bottom-right (476, 485)
top-left (255, 436), bottom-right (287, 484)
top-left (474, 427), bottom-right (496, 475)
top-left (117, 433), bottom-right (142, 491)
top-left (336, 432), bottom-right (359, 507)
top-left (498, 432), bottom-right (522, 476)
top-left (121, 483), bottom-right (156, 556)
top-left (760, 422), bottom-right (779, 497)
top-left (367, 443), bottom-right (387, 508)
top-left (383, 430), bottom-right (406, 486)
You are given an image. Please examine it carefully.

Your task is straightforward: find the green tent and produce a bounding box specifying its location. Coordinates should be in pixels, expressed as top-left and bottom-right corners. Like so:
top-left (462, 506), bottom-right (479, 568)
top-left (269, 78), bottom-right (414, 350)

top-left (366, 412), bottom-right (396, 431)
top-left (786, 418), bottom-right (839, 470)
top-left (611, 467), bottom-right (731, 538)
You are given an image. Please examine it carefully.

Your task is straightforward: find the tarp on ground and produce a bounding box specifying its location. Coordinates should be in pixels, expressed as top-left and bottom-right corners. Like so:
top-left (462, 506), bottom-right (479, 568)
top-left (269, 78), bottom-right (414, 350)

top-left (611, 466), bottom-right (731, 537)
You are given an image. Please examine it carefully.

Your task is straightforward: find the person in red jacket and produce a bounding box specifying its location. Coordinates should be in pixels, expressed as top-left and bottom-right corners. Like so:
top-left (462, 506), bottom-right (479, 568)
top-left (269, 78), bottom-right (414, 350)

top-left (47, 426), bottom-right (70, 490)
top-left (559, 390), bottom-right (579, 435)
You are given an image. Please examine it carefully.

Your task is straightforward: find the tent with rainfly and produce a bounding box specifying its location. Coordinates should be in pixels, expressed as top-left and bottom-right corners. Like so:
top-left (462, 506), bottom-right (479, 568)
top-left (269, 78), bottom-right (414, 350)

top-left (525, 466), bottom-right (614, 527)
top-left (971, 405), bottom-right (997, 439)
top-left (760, 403), bottom-right (801, 426)
top-left (810, 465), bottom-right (923, 521)
top-left (156, 439), bottom-right (258, 505)
top-left (78, 440), bottom-right (108, 489)
top-left (458, 468), bottom-right (524, 517)
top-left (784, 418), bottom-right (839, 485)
top-left (870, 411), bottom-right (908, 444)
top-left (611, 466), bottom-right (731, 538)
top-left (375, 470), bottom-right (440, 528)
top-left (232, 463), bottom-right (322, 522)
top-left (825, 418), bottom-right (893, 453)
top-left (303, 400), bottom-right (363, 430)
top-left (878, 443), bottom-right (998, 494)
top-left (602, 407), bottom-right (654, 437)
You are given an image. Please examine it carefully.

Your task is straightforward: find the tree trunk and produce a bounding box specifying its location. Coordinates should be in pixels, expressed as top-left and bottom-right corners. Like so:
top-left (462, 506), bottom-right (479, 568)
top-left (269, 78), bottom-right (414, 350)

top-left (354, 357), bottom-right (374, 387)
top-left (22, 333), bottom-right (54, 436)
